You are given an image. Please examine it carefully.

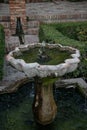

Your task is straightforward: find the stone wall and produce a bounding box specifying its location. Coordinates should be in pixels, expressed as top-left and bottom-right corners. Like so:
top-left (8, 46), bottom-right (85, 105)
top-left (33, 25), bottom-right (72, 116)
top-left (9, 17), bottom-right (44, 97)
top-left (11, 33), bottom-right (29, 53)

top-left (0, 0), bottom-right (45, 3)
top-left (9, 0), bottom-right (27, 35)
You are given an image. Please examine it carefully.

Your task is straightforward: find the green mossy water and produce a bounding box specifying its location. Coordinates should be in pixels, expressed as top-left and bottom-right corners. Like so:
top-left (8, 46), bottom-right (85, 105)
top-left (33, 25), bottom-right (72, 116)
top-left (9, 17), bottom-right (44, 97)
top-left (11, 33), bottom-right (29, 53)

top-left (15, 47), bottom-right (71, 65)
top-left (0, 82), bottom-right (87, 130)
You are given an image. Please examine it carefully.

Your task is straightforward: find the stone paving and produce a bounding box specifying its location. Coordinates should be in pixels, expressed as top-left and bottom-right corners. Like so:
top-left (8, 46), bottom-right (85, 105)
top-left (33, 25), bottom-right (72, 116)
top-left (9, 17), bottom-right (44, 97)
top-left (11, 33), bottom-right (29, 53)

top-left (0, 59), bottom-right (28, 93)
top-left (5, 35), bottom-right (39, 52)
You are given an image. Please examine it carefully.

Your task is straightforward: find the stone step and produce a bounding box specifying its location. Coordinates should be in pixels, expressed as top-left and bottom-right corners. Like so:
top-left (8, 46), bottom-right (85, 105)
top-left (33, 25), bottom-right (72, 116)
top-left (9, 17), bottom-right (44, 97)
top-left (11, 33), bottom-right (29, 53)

top-left (27, 28), bottom-right (39, 35)
top-left (27, 13), bottom-right (87, 23)
top-left (43, 18), bottom-right (87, 23)
top-left (28, 20), bottom-right (40, 28)
top-left (24, 35), bottom-right (39, 44)
top-left (5, 35), bottom-right (39, 52)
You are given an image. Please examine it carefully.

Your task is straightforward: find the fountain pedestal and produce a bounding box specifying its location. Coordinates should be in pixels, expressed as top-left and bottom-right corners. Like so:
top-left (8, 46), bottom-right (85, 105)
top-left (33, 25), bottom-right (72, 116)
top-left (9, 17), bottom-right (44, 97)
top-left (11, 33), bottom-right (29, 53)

top-left (33, 77), bottom-right (57, 125)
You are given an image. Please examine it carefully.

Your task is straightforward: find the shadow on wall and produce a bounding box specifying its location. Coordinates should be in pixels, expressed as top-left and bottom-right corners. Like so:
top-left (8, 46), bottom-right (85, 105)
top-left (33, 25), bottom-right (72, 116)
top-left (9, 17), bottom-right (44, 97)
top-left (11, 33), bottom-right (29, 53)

top-left (0, 0), bottom-right (9, 3)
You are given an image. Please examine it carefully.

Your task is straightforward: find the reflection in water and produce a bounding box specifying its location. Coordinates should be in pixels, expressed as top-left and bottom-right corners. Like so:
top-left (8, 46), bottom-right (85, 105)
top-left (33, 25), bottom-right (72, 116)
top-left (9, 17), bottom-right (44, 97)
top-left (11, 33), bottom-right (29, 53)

top-left (0, 82), bottom-right (87, 130)
top-left (36, 123), bottom-right (55, 130)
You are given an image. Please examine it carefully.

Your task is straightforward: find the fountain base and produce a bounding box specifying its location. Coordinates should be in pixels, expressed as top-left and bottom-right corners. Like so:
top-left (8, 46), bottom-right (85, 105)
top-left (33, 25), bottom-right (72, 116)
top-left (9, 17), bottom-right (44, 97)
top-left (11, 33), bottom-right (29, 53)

top-left (33, 77), bottom-right (57, 125)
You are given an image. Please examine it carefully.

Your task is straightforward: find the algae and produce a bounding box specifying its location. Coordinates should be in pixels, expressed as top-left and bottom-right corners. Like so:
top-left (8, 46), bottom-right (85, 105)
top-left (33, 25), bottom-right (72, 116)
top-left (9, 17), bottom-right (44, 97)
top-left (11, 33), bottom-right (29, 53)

top-left (15, 47), bottom-right (71, 65)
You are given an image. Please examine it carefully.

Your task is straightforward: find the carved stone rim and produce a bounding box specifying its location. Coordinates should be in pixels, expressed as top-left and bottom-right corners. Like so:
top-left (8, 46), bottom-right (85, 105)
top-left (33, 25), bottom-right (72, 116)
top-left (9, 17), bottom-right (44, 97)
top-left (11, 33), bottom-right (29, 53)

top-left (6, 43), bottom-right (80, 78)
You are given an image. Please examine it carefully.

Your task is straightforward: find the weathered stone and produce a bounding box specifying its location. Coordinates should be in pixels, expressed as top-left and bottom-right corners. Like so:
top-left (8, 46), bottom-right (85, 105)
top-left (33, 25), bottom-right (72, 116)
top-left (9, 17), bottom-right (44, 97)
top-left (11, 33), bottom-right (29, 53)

top-left (7, 43), bottom-right (80, 78)
top-left (55, 78), bottom-right (87, 97)
top-left (33, 78), bottom-right (57, 125)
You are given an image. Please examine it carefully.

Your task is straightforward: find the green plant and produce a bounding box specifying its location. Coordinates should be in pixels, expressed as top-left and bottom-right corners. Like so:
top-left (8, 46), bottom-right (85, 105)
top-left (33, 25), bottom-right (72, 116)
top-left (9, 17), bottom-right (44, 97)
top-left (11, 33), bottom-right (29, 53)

top-left (0, 25), bottom-right (5, 80)
top-left (39, 22), bottom-right (87, 81)
top-left (56, 22), bottom-right (87, 41)
top-left (76, 26), bottom-right (87, 41)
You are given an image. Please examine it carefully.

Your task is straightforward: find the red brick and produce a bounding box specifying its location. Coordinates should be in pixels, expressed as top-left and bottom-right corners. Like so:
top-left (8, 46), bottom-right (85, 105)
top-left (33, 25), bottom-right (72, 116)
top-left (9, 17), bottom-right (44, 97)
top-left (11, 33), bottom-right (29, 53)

top-left (9, 0), bottom-right (27, 33)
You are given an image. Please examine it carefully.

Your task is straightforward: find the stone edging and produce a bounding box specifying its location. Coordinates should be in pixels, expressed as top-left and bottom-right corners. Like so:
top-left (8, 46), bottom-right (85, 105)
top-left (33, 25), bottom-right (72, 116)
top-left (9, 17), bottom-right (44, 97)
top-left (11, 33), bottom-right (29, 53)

top-left (55, 78), bottom-right (87, 97)
top-left (0, 77), bottom-right (87, 97)
top-left (6, 43), bottom-right (80, 78)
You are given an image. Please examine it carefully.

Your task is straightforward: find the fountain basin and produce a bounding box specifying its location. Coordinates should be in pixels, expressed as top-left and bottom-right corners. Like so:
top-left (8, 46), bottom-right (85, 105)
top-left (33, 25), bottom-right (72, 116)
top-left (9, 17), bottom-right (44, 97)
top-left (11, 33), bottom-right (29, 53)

top-left (7, 43), bottom-right (80, 78)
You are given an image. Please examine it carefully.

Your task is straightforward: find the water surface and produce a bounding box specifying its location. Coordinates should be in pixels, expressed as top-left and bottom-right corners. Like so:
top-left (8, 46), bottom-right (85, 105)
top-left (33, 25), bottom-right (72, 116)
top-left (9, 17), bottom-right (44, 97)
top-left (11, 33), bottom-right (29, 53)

top-left (0, 82), bottom-right (87, 130)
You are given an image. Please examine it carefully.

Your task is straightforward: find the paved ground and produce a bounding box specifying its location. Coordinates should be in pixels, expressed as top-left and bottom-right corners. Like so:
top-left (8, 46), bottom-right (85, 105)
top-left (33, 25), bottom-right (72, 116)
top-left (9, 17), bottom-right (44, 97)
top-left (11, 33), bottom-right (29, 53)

top-left (26, 1), bottom-right (87, 16)
top-left (0, 1), bottom-right (87, 17)
top-left (0, 60), bottom-right (25, 89)
top-left (5, 35), bottom-right (39, 52)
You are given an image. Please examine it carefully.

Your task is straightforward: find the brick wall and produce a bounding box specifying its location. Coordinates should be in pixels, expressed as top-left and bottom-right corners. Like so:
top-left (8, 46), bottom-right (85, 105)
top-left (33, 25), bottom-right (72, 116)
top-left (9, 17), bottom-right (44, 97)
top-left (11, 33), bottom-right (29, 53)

top-left (26, 0), bottom-right (45, 2)
top-left (9, 0), bottom-right (27, 35)
top-left (0, 0), bottom-right (45, 3)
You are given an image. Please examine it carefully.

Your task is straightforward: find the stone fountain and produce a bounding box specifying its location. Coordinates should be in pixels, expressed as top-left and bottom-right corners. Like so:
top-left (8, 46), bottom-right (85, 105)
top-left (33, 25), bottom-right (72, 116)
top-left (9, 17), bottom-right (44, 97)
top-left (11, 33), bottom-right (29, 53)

top-left (6, 42), bottom-right (80, 125)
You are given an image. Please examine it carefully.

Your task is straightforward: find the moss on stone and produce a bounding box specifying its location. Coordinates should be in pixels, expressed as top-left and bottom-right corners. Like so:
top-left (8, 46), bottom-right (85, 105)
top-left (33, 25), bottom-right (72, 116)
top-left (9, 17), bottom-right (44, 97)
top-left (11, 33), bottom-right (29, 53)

top-left (42, 77), bottom-right (59, 86)
top-left (15, 47), bottom-right (71, 65)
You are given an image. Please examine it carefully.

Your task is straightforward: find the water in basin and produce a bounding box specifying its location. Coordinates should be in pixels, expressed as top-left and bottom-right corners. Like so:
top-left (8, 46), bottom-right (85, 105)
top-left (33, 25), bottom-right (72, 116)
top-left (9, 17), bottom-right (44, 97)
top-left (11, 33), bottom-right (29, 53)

top-left (15, 47), bottom-right (71, 65)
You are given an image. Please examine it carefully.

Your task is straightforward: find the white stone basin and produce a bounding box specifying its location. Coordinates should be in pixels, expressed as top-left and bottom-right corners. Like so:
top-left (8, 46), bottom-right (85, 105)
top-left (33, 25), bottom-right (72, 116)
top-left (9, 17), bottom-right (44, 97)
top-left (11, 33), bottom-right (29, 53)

top-left (6, 43), bottom-right (80, 78)
top-left (6, 43), bottom-right (81, 125)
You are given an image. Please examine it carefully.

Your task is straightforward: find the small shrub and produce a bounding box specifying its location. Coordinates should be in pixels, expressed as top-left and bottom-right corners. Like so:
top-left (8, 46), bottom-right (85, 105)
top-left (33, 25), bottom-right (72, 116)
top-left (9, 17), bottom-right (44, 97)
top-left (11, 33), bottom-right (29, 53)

top-left (76, 26), bottom-right (87, 41)
top-left (56, 22), bottom-right (87, 42)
